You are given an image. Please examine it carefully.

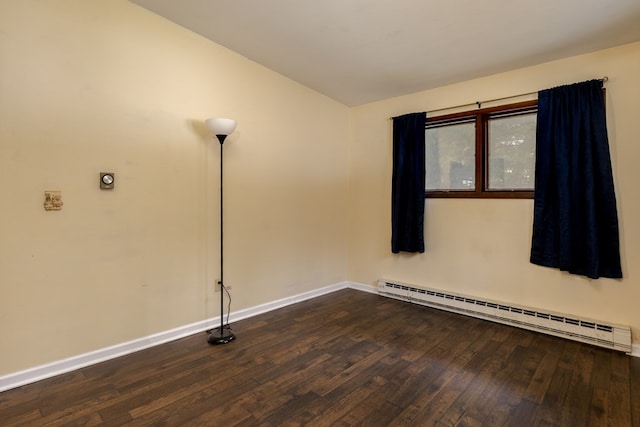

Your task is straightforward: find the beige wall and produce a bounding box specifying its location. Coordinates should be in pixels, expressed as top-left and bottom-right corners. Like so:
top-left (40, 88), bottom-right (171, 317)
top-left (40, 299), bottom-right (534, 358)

top-left (0, 0), bottom-right (350, 375)
top-left (348, 42), bottom-right (640, 343)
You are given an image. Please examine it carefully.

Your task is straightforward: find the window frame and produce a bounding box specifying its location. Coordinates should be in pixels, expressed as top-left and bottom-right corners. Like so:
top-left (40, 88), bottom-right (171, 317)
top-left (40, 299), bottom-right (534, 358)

top-left (425, 99), bottom-right (537, 199)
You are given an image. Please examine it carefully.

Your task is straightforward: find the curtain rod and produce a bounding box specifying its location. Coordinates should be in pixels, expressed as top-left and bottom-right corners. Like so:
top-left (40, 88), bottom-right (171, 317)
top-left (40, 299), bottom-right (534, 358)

top-left (391, 76), bottom-right (608, 118)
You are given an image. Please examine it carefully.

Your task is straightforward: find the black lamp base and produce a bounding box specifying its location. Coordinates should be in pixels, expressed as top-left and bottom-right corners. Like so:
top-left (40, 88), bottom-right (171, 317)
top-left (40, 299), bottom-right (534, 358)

top-left (207, 327), bottom-right (236, 345)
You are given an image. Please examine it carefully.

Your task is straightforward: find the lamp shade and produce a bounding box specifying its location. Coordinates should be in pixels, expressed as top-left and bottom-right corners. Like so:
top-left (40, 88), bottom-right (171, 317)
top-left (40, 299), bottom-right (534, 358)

top-left (206, 118), bottom-right (237, 137)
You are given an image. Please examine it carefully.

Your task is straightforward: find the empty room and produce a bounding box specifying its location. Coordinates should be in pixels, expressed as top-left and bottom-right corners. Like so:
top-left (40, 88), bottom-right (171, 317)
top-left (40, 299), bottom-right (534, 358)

top-left (1, 0), bottom-right (639, 425)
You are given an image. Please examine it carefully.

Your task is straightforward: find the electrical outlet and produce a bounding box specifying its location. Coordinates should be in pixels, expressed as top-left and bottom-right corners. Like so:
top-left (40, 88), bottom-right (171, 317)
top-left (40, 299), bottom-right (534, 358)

top-left (214, 282), bottom-right (232, 292)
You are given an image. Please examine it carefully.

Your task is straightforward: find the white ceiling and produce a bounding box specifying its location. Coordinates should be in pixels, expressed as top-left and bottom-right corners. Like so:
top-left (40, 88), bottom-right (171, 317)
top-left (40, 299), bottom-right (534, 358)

top-left (130, 0), bottom-right (640, 106)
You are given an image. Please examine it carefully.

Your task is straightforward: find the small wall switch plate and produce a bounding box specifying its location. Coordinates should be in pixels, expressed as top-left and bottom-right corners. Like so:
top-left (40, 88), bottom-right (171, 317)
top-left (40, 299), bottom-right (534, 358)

top-left (44, 191), bottom-right (63, 211)
top-left (100, 172), bottom-right (115, 190)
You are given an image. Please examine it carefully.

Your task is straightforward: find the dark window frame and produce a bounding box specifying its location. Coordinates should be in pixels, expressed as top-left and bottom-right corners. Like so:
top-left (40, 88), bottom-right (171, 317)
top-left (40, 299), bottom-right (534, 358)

top-left (426, 100), bottom-right (538, 199)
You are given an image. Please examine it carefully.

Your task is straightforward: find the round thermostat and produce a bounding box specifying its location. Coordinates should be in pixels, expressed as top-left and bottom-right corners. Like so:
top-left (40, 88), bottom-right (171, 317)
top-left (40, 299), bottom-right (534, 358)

top-left (102, 174), bottom-right (114, 185)
top-left (100, 172), bottom-right (115, 189)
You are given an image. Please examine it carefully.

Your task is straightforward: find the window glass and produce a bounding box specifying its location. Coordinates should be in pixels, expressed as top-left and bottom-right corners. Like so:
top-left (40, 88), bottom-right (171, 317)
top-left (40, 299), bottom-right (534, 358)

top-left (487, 113), bottom-right (536, 190)
top-left (425, 121), bottom-right (475, 190)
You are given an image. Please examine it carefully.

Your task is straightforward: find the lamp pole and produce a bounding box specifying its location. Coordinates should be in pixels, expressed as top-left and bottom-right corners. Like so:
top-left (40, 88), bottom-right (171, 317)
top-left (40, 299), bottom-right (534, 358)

top-left (205, 118), bottom-right (237, 345)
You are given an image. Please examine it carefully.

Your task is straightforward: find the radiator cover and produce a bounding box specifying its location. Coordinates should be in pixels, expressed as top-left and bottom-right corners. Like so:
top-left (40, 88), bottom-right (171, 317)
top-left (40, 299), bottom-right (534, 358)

top-left (378, 280), bottom-right (632, 353)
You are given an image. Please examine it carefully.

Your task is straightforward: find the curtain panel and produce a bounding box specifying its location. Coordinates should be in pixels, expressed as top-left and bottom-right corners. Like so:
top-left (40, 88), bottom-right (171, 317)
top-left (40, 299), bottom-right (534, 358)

top-left (391, 112), bottom-right (426, 253)
top-left (530, 80), bottom-right (622, 279)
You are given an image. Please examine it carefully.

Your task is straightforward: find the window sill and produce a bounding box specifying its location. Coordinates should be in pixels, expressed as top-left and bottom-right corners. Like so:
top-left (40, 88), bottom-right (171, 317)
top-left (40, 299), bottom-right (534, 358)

top-left (425, 191), bottom-right (534, 199)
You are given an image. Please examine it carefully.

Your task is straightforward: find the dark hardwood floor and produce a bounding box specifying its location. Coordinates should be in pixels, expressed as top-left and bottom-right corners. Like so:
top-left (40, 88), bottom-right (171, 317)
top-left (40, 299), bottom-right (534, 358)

top-left (1, 289), bottom-right (639, 426)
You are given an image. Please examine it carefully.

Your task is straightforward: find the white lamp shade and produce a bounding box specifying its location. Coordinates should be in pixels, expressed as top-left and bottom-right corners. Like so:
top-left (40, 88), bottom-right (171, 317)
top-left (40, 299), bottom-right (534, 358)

top-left (206, 118), bottom-right (237, 136)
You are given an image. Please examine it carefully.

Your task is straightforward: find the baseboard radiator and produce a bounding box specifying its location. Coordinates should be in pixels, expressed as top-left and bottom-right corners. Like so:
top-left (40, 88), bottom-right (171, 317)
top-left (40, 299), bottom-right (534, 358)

top-left (378, 280), bottom-right (632, 353)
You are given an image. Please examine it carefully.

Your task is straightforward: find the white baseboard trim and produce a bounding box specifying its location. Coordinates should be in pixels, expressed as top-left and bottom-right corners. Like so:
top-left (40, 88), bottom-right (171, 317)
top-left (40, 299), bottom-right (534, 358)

top-left (1, 280), bottom-right (636, 392)
top-left (0, 281), bottom-right (351, 393)
top-left (227, 281), bottom-right (350, 324)
top-left (0, 318), bottom-right (215, 393)
top-left (347, 281), bottom-right (378, 294)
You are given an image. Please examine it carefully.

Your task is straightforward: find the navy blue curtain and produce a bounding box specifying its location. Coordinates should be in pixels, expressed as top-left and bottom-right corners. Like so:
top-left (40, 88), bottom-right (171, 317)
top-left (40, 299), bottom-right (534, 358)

top-left (392, 112), bottom-right (426, 253)
top-left (531, 80), bottom-right (622, 279)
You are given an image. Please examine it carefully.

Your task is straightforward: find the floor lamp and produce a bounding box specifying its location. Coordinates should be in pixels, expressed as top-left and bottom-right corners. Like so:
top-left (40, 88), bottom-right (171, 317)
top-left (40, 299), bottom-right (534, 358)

top-left (205, 117), bottom-right (237, 345)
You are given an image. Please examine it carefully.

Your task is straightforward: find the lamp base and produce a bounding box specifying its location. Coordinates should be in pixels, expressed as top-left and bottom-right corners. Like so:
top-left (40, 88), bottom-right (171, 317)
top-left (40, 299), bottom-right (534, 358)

top-left (207, 327), bottom-right (236, 345)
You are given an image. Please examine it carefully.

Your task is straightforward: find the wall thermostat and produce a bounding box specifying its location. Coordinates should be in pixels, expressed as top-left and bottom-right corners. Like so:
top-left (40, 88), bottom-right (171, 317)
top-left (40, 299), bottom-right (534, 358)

top-left (100, 172), bottom-right (115, 190)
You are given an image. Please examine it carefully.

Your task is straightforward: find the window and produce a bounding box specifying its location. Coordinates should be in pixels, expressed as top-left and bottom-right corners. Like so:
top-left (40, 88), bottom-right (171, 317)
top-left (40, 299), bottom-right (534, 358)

top-left (425, 100), bottom-right (537, 198)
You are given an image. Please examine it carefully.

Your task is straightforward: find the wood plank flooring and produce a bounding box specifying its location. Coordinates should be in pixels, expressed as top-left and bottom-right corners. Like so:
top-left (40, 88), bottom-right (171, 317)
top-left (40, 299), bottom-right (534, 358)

top-left (1, 289), bottom-right (639, 426)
